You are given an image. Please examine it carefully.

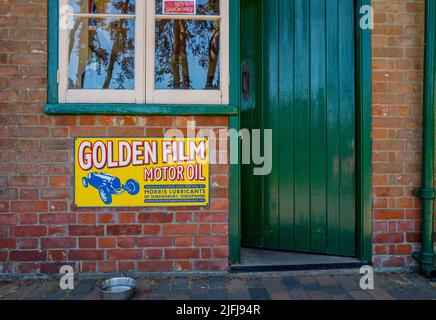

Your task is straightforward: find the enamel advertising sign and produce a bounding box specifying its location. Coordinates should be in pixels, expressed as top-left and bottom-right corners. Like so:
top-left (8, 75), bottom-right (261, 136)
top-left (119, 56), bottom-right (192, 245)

top-left (163, 0), bottom-right (196, 15)
top-left (74, 137), bottom-right (209, 207)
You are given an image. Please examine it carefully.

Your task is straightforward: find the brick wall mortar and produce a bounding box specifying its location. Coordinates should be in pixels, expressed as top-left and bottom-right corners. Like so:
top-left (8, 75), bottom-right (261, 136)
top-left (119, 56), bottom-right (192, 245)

top-left (372, 0), bottom-right (436, 268)
top-left (0, 0), bottom-right (434, 274)
top-left (0, 0), bottom-right (229, 274)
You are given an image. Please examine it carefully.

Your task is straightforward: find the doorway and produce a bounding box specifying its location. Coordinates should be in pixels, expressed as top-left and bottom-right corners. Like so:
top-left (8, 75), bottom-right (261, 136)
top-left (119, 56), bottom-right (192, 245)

top-left (240, 0), bottom-right (358, 260)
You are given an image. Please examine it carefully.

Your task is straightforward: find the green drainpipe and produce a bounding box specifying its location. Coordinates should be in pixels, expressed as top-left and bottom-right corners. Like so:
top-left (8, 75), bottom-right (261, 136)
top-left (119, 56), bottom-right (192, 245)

top-left (413, 0), bottom-right (436, 281)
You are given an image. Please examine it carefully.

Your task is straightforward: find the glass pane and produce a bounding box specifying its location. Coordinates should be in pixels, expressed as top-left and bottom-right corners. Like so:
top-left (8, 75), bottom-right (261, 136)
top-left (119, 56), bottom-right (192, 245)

top-left (155, 19), bottom-right (220, 90)
top-left (156, 0), bottom-right (219, 16)
top-left (69, 0), bottom-right (136, 15)
top-left (68, 17), bottom-right (135, 90)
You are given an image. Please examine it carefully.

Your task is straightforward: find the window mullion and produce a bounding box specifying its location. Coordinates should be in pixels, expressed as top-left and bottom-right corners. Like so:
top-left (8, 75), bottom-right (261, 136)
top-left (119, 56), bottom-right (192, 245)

top-left (221, 0), bottom-right (230, 104)
top-left (145, 0), bottom-right (156, 104)
top-left (136, 0), bottom-right (146, 103)
top-left (59, 0), bottom-right (69, 103)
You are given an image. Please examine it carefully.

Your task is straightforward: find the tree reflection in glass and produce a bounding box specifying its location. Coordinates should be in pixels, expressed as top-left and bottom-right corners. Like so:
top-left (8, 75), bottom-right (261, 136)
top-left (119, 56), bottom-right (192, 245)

top-left (68, 0), bottom-right (135, 90)
top-left (155, 0), bottom-right (221, 90)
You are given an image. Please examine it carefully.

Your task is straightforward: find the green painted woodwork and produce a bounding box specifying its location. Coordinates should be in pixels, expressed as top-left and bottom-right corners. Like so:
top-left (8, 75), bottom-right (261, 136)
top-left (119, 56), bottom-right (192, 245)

top-left (278, 0), bottom-right (295, 251)
top-left (231, 0), bottom-right (373, 264)
top-left (47, 0), bottom-right (58, 104)
top-left (44, 103), bottom-right (237, 115)
top-left (355, 0), bottom-right (373, 263)
top-left (326, 0), bottom-right (340, 254)
top-left (241, 0), bottom-right (357, 257)
top-left (240, 0), bottom-right (263, 249)
top-left (228, 0), bottom-right (242, 264)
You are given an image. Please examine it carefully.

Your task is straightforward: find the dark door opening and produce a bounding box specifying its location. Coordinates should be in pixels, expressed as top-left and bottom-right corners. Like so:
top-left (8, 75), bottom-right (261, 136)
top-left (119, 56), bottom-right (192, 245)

top-left (240, 0), bottom-right (357, 260)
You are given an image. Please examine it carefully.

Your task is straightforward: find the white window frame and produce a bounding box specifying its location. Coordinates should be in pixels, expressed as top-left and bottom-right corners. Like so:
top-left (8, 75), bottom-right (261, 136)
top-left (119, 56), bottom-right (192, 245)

top-left (146, 0), bottom-right (229, 105)
top-left (58, 0), bottom-right (229, 105)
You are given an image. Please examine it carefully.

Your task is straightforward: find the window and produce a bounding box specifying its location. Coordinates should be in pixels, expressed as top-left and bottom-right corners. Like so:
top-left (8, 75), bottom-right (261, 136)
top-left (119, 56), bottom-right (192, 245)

top-left (58, 0), bottom-right (229, 105)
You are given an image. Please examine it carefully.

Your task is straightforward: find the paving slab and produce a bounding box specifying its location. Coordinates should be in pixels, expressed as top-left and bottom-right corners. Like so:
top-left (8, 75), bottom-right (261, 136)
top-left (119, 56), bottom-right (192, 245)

top-left (248, 288), bottom-right (270, 300)
top-left (0, 272), bottom-right (435, 301)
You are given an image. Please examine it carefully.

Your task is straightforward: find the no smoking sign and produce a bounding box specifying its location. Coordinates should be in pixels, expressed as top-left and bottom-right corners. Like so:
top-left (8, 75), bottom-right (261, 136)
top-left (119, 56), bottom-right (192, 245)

top-left (163, 0), bottom-right (196, 15)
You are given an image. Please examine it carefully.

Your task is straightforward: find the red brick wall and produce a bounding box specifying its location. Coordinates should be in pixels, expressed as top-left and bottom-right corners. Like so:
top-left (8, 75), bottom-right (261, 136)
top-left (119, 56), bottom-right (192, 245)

top-left (0, 1), bottom-right (229, 274)
top-left (0, 0), bottom-right (434, 274)
top-left (371, 0), bottom-right (434, 269)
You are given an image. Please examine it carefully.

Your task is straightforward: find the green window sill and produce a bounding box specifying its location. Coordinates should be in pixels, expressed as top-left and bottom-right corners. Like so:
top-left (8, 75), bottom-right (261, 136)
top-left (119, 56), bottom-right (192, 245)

top-left (44, 103), bottom-right (238, 116)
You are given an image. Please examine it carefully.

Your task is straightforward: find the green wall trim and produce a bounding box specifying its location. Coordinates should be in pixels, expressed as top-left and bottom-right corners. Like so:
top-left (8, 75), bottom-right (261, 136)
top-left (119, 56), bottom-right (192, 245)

top-left (228, 1), bottom-right (241, 264)
top-left (229, 116), bottom-right (241, 264)
top-left (44, 104), bottom-right (237, 116)
top-left (355, 0), bottom-right (373, 262)
top-left (47, 0), bottom-right (58, 104)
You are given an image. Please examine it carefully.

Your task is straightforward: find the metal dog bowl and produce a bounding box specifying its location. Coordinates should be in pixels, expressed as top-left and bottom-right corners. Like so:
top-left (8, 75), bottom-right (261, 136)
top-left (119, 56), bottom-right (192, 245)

top-left (98, 277), bottom-right (136, 300)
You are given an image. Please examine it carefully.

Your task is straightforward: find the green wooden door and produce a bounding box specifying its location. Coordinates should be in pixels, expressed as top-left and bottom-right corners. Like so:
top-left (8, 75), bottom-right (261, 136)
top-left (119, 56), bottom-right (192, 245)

top-left (241, 0), bottom-right (357, 257)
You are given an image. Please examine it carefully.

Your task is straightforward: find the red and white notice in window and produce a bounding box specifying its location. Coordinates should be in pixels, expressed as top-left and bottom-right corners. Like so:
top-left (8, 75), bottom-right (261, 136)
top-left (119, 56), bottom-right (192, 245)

top-left (163, 0), bottom-right (196, 15)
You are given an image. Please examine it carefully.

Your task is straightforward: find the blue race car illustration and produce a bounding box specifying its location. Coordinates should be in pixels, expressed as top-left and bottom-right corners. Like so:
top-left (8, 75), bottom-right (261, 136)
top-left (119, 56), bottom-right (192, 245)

top-left (82, 173), bottom-right (140, 205)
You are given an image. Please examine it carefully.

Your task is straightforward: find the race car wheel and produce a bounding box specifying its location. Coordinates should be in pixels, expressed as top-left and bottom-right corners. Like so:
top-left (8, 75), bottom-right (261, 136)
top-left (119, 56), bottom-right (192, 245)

top-left (125, 179), bottom-right (140, 196)
top-left (99, 186), bottom-right (112, 205)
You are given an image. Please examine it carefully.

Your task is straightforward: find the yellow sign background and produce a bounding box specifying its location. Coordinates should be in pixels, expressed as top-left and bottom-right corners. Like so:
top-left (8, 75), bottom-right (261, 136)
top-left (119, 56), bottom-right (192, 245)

top-left (74, 137), bottom-right (209, 207)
